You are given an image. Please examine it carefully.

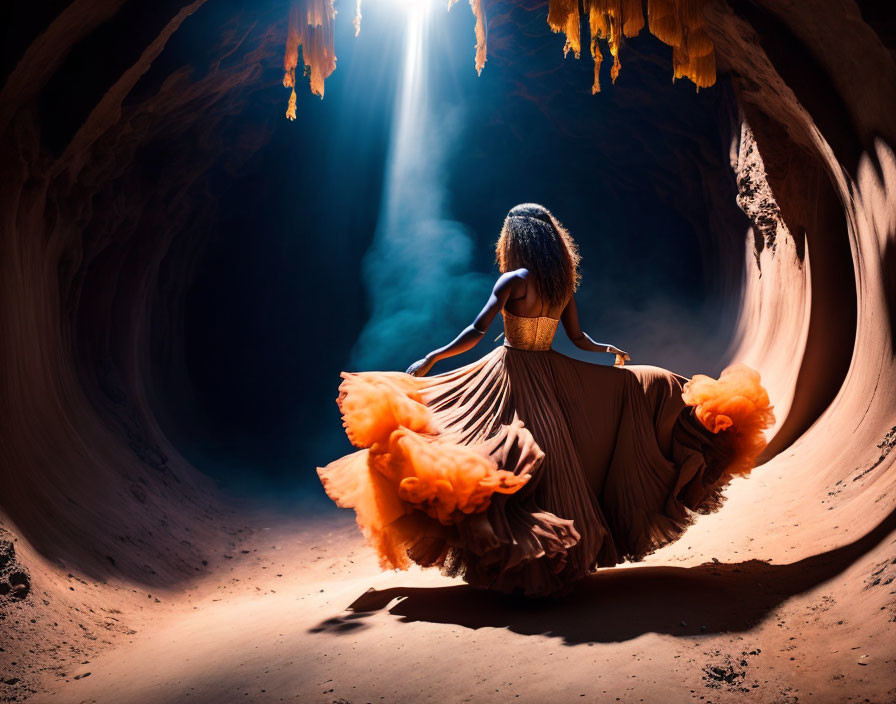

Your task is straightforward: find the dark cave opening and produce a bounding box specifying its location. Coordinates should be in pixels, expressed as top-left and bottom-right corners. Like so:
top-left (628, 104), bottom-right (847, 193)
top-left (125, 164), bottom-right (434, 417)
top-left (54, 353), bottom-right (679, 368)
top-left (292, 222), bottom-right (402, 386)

top-left (132, 2), bottom-right (751, 501)
top-left (0, 0), bottom-right (789, 521)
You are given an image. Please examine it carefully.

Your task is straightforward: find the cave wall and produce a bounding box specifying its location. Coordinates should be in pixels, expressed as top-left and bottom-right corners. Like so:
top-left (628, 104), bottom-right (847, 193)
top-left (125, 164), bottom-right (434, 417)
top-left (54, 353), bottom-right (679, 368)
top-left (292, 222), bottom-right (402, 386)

top-left (704, 0), bottom-right (896, 479)
top-left (0, 0), bottom-right (283, 583)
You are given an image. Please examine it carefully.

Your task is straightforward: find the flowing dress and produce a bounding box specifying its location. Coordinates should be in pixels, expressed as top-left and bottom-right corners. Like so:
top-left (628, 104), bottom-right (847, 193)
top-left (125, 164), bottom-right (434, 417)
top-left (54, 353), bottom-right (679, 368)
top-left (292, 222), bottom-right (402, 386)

top-left (317, 309), bottom-right (774, 597)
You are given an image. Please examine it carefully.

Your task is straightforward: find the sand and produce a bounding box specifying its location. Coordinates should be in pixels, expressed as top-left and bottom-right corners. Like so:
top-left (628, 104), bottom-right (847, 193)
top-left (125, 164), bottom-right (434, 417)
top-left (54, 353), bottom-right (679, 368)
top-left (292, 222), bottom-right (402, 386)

top-left (12, 423), bottom-right (894, 704)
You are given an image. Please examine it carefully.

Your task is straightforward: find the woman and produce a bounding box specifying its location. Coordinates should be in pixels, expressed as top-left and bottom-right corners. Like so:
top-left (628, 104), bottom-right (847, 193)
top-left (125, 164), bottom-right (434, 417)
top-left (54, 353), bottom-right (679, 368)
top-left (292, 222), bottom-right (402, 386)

top-left (318, 203), bottom-right (774, 597)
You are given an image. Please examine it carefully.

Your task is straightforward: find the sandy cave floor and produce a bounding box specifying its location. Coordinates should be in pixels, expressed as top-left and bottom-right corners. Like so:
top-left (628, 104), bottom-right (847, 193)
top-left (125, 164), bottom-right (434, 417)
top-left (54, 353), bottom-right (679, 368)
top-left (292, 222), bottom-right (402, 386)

top-left (5, 452), bottom-right (896, 704)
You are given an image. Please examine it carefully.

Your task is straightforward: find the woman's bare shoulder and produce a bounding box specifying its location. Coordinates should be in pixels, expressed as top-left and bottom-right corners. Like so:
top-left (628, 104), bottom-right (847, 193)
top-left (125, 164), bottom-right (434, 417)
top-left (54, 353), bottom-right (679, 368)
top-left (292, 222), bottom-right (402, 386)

top-left (494, 268), bottom-right (528, 292)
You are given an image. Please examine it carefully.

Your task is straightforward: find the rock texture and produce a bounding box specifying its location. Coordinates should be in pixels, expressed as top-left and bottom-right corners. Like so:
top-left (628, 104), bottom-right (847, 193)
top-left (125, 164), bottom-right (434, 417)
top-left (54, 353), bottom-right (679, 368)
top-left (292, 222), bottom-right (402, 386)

top-left (0, 534), bottom-right (31, 604)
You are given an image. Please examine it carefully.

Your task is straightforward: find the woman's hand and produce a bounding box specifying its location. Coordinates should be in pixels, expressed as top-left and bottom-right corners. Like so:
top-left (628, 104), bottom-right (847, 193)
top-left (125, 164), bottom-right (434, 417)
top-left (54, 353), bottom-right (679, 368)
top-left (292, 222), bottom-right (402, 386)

top-left (406, 355), bottom-right (436, 377)
top-left (607, 345), bottom-right (631, 366)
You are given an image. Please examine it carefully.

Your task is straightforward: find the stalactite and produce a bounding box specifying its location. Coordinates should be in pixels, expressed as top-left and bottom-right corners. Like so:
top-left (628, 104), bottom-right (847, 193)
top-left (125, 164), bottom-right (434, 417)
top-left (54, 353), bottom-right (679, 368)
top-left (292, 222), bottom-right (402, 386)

top-left (282, 0), bottom-right (337, 120)
top-left (648, 0), bottom-right (682, 45)
top-left (584, 0), bottom-right (644, 93)
top-left (649, 0), bottom-right (716, 88)
top-left (449, 0), bottom-right (487, 74)
top-left (469, 0), bottom-right (487, 75)
top-left (672, 42), bottom-right (716, 88)
top-left (354, 0), bottom-right (362, 37)
top-left (588, 12), bottom-right (604, 94)
top-left (547, 0), bottom-right (582, 58)
top-left (572, 0), bottom-right (716, 92)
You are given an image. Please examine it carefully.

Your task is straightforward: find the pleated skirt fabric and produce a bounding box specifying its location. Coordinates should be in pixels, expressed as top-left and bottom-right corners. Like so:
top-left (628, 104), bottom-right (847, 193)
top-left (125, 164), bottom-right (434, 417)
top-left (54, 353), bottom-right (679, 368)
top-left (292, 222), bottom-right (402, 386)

top-left (317, 345), bottom-right (769, 597)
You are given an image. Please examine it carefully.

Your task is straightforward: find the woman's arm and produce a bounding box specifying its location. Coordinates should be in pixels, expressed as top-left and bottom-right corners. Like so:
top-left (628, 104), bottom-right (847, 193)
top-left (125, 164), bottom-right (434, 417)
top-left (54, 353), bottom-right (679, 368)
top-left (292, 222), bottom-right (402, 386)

top-left (560, 295), bottom-right (631, 362)
top-left (406, 272), bottom-right (521, 376)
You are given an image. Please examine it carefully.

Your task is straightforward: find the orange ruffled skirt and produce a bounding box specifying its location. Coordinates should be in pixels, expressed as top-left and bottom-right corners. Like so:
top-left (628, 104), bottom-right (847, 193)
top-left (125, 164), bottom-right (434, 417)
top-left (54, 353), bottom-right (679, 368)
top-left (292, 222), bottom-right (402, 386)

top-left (317, 346), bottom-right (774, 597)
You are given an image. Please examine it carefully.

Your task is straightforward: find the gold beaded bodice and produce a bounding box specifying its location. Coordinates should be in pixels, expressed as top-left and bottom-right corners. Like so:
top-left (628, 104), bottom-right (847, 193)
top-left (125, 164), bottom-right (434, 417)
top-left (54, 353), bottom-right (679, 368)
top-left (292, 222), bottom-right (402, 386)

top-left (501, 310), bottom-right (559, 351)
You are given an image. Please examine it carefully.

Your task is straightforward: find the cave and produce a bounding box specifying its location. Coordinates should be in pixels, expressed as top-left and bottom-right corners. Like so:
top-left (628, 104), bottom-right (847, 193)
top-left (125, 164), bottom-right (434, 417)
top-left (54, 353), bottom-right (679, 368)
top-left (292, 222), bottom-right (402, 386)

top-left (1, 0), bottom-right (894, 701)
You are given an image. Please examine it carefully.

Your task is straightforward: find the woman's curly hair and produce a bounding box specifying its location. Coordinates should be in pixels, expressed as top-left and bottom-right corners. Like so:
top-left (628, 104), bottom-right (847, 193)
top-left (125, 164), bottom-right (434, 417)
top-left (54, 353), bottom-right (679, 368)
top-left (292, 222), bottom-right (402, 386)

top-left (495, 203), bottom-right (581, 308)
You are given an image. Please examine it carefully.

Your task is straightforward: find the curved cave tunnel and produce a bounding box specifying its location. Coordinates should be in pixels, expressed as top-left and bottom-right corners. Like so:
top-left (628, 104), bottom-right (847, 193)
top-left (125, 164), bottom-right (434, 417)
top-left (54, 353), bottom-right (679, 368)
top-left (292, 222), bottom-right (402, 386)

top-left (1, 0), bottom-right (895, 699)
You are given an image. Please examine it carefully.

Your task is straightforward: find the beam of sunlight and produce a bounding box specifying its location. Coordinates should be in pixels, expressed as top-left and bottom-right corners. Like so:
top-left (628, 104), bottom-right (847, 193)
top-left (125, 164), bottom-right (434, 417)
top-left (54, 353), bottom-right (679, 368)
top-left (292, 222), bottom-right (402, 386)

top-left (350, 1), bottom-right (489, 370)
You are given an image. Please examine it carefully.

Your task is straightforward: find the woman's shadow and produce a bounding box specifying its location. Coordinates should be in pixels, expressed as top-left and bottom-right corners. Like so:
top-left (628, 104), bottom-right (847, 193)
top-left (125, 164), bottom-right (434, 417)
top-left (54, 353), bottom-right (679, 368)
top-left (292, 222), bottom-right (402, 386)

top-left (310, 506), bottom-right (896, 644)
